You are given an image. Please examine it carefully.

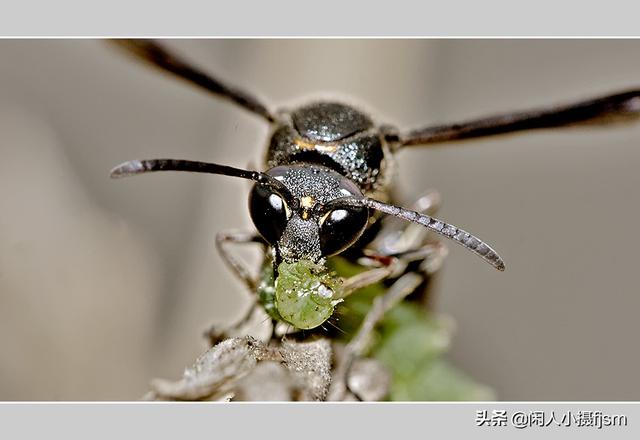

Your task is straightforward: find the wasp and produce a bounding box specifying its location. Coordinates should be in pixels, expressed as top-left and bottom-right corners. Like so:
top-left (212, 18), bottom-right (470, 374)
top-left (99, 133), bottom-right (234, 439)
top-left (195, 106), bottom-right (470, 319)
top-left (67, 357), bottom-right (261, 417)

top-left (110, 40), bottom-right (640, 399)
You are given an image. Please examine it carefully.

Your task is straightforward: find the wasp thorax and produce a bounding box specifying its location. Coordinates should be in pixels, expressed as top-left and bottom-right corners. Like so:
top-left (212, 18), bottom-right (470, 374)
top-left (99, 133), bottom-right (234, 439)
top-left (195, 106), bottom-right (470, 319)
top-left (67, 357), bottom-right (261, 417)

top-left (248, 164), bottom-right (370, 262)
top-left (291, 102), bottom-right (373, 142)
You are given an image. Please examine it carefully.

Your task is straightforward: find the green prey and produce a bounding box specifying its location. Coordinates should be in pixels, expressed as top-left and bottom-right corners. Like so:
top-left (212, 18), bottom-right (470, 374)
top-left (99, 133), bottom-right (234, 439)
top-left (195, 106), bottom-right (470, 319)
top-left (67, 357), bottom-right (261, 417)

top-left (257, 256), bottom-right (494, 401)
top-left (258, 259), bottom-right (344, 330)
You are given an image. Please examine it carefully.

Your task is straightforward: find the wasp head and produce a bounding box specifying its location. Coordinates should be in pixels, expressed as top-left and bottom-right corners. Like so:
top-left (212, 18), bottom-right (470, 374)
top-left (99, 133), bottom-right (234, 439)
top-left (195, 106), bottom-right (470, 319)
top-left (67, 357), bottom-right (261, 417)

top-left (249, 164), bottom-right (370, 264)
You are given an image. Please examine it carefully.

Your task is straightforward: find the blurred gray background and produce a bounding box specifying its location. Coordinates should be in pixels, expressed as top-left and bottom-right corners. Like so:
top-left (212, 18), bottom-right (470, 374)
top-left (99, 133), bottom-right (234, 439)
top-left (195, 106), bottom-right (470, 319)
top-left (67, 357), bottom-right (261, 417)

top-left (1, 40), bottom-right (639, 400)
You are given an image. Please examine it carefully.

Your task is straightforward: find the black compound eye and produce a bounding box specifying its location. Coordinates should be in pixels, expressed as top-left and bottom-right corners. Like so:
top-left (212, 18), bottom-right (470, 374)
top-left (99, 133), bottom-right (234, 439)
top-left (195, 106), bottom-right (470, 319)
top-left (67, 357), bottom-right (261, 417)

top-left (249, 185), bottom-right (289, 245)
top-left (319, 206), bottom-right (369, 257)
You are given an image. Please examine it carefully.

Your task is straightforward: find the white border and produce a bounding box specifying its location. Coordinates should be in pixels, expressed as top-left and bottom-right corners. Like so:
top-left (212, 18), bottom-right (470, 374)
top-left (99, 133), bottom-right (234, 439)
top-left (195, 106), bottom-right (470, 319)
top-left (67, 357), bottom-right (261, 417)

top-left (1, 1), bottom-right (640, 37)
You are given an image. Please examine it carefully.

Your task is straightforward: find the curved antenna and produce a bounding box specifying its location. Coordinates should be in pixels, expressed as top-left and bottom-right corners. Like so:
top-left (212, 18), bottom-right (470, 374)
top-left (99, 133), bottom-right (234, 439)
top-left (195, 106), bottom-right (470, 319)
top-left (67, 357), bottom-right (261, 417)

top-left (112, 40), bottom-right (275, 123)
top-left (363, 198), bottom-right (505, 271)
top-left (395, 89), bottom-right (640, 147)
top-left (110, 159), bottom-right (295, 205)
top-left (323, 196), bottom-right (505, 271)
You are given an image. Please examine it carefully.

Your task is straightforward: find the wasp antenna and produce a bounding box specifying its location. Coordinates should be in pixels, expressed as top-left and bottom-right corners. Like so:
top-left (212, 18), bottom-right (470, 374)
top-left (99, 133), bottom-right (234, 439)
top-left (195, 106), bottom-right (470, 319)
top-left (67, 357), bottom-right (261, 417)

top-left (110, 158), bottom-right (297, 206)
top-left (109, 159), bottom-right (258, 180)
top-left (110, 159), bottom-right (146, 178)
top-left (362, 198), bottom-right (505, 271)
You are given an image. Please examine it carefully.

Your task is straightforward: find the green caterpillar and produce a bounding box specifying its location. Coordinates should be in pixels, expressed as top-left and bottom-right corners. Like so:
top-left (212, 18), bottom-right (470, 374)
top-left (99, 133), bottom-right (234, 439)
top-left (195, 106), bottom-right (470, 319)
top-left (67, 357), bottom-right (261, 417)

top-left (257, 257), bottom-right (494, 401)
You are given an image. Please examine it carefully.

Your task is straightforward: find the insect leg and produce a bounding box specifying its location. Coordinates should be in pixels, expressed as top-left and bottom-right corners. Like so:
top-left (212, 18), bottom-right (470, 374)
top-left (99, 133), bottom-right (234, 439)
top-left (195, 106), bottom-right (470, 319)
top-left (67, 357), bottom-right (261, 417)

top-left (342, 236), bottom-right (447, 298)
top-left (205, 303), bottom-right (266, 347)
top-left (328, 272), bottom-right (424, 401)
top-left (347, 187), bottom-right (447, 295)
top-left (215, 230), bottom-right (265, 292)
top-left (340, 256), bottom-right (405, 297)
top-left (371, 190), bottom-right (441, 256)
top-left (206, 231), bottom-right (267, 346)
top-left (395, 89), bottom-right (640, 147)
